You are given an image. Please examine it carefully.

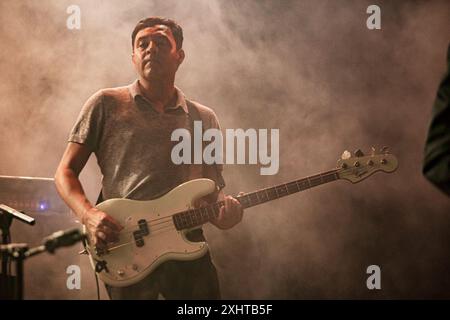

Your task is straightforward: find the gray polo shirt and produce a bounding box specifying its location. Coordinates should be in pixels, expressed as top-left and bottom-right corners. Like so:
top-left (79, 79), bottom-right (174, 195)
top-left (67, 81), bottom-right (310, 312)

top-left (68, 80), bottom-right (224, 201)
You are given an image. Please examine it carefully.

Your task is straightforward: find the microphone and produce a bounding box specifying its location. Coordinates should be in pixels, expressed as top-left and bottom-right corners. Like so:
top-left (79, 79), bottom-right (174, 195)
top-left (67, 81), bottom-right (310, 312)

top-left (0, 204), bottom-right (35, 225)
top-left (44, 228), bottom-right (86, 253)
top-left (25, 228), bottom-right (86, 257)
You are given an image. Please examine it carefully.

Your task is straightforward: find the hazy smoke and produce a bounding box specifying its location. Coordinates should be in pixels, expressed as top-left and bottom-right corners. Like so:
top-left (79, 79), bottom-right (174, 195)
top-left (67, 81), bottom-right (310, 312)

top-left (1, 0), bottom-right (449, 299)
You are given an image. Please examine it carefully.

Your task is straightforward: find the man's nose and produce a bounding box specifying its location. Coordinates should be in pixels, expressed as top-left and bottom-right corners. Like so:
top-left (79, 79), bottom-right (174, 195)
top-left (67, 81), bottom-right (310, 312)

top-left (146, 41), bottom-right (158, 55)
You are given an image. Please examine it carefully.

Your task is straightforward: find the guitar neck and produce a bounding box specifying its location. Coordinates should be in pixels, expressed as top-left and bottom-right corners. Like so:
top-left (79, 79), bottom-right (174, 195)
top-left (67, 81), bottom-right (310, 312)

top-left (172, 169), bottom-right (340, 231)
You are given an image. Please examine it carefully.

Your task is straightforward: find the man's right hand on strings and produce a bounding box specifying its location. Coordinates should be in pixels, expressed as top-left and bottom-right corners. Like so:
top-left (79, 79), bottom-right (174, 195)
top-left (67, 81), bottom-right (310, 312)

top-left (82, 207), bottom-right (123, 249)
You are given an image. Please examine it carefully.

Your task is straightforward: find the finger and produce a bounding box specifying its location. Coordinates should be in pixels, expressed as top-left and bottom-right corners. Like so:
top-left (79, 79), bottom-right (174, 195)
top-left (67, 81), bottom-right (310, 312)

top-left (100, 225), bottom-right (120, 243)
top-left (230, 197), bottom-right (240, 209)
top-left (231, 199), bottom-right (243, 219)
top-left (235, 198), bottom-right (243, 212)
top-left (102, 215), bottom-right (123, 231)
top-left (96, 230), bottom-right (107, 241)
top-left (225, 196), bottom-right (232, 214)
top-left (213, 205), bottom-right (225, 223)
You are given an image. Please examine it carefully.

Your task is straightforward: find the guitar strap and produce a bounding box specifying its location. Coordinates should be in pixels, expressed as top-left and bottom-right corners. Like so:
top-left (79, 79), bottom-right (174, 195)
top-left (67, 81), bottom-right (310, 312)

top-left (185, 99), bottom-right (226, 191)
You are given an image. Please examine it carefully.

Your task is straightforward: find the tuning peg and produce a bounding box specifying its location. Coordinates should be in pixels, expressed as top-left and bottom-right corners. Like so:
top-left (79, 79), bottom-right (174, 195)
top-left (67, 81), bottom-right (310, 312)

top-left (341, 150), bottom-right (351, 160)
top-left (354, 149), bottom-right (364, 157)
top-left (381, 146), bottom-right (389, 154)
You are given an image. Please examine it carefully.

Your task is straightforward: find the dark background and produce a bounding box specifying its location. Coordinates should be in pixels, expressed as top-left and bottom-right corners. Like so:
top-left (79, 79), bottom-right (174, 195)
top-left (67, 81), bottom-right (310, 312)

top-left (0, 0), bottom-right (449, 299)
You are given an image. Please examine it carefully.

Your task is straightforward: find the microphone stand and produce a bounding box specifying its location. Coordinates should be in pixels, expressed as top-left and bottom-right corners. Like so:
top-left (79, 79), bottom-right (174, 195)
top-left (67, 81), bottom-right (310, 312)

top-left (0, 243), bottom-right (28, 299)
top-left (0, 204), bottom-right (35, 299)
top-left (0, 228), bottom-right (85, 300)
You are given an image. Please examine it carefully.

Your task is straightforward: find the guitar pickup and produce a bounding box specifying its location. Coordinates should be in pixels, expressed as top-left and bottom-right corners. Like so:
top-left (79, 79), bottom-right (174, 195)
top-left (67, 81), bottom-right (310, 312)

top-left (133, 219), bottom-right (149, 247)
top-left (138, 219), bottom-right (149, 236)
top-left (133, 230), bottom-right (145, 247)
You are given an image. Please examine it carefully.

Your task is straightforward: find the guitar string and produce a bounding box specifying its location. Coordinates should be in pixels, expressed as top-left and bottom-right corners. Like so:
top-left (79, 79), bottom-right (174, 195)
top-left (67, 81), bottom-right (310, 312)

top-left (97, 178), bottom-right (332, 252)
top-left (103, 224), bottom-right (180, 252)
top-left (111, 211), bottom-right (205, 234)
top-left (100, 167), bottom-right (364, 240)
top-left (95, 167), bottom-right (375, 254)
top-left (116, 205), bottom-right (222, 233)
top-left (111, 168), bottom-right (343, 233)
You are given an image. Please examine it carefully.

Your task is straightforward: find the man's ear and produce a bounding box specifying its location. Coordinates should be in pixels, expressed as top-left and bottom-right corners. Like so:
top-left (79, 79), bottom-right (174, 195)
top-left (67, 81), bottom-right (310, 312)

top-left (177, 49), bottom-right (185, 65)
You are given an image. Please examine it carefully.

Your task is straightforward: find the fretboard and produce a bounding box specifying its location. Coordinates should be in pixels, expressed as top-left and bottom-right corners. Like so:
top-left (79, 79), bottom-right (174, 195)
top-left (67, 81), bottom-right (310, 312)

top-left (172, 169), bottom-right (339, 231)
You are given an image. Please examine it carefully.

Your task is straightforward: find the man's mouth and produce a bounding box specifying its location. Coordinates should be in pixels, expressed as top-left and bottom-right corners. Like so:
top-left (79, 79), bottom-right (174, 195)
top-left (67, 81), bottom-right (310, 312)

top-left (144, 59), bottom-right (158, 66)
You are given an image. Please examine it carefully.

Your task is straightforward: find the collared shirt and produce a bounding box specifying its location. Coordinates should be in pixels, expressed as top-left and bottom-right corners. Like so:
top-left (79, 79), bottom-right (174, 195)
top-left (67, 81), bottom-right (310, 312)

top-left (68, 80), bottom-right (224, 201)
top-left (128, 79), bottom-right (189, 114)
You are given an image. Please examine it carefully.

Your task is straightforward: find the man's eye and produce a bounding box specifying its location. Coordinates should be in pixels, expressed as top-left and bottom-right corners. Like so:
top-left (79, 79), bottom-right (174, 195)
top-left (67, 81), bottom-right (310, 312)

top-left (162, 41), bottom-right (171, 47)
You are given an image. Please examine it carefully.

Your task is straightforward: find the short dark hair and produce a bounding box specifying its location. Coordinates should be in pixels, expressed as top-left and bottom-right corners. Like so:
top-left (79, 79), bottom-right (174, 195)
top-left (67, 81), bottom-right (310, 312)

top-left (131, 17), bottom-right (183, 50)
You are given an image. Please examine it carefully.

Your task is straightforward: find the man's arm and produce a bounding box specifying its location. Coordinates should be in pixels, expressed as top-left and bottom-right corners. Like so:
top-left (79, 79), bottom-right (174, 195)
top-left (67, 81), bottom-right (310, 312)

top-left (55, 142), bottom-right (122, 247)
top-left (55, 142), bottom-right (94, 220)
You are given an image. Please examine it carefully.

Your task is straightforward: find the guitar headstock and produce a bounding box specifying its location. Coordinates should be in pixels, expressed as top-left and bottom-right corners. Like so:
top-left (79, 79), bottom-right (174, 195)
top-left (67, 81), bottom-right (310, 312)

top-left (336, 147), bottom-right (398, 183)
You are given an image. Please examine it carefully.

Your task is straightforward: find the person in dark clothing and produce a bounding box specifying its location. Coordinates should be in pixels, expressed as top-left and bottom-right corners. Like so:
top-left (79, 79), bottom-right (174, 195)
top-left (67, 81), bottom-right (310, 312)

top-left (423, 43), bottom-right (450, 196)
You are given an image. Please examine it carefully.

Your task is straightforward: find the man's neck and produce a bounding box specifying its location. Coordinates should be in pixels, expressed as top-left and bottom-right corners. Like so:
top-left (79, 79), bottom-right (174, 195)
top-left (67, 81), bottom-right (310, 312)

top-left (138, 77), bottom-right (177, 113)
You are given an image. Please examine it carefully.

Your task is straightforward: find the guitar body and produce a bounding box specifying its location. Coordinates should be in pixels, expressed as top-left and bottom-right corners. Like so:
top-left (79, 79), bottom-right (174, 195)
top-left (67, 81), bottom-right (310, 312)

top-left (85, 178), bottom-right (216, 287)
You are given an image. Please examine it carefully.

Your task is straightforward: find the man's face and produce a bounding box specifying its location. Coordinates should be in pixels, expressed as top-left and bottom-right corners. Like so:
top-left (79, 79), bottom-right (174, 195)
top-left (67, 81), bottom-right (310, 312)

top-left (132, 25), bottom-right (184, 81)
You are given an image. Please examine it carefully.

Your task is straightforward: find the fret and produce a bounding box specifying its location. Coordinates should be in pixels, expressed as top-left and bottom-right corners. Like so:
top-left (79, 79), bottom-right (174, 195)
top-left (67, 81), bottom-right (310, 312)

top-left (306, 178), bottom-right (313, 189)
top-left (199, 208), bottom-right (203, 220)
top-left (275, 185), bottom-right (288, 197)
top-left (323, 174), bottom-right (334, 182)
top-left (187, 211), bottom-right (192, 227)
top-left (258, 190), bottom-right (268, 202)
top-left (188, 210), bottom-right (194, 226)
top-left (296, 179), bottom-right (305, 190)
top-left (309, 175), bottom-right (322, 187)
top-left (192, 209), bottom-right (198, 224)
top-left (173, 214), bottom-right (181, 230)
top-left (267, 187), bottom-right (278, 200)
top-left (180, 213), bottom-right (186, 228)
top-left (205, 207), bottom-right (210, 220)
top-left (246, 194), bottom-right (253, 206)
top-left (264, 188), bottom-right (270, 202)
top-left (190, 211), bottom-right (196, 227)
top-left (181, 212), bottom-right (188, 228)
top-left (274, 186), bottom-right (280, 198)
top-left (295, 180), bottom-right (301, 192)
top-left (255, 191), bottom-right (261, 203)
top-left (249, 192), bottom-right (259, 204)
top-left (307, 177), bottom-right (313, 189)
top-left (206, 206), bottom-right (213, 219)
top-left (286, 181), bottom-right (298, 194)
